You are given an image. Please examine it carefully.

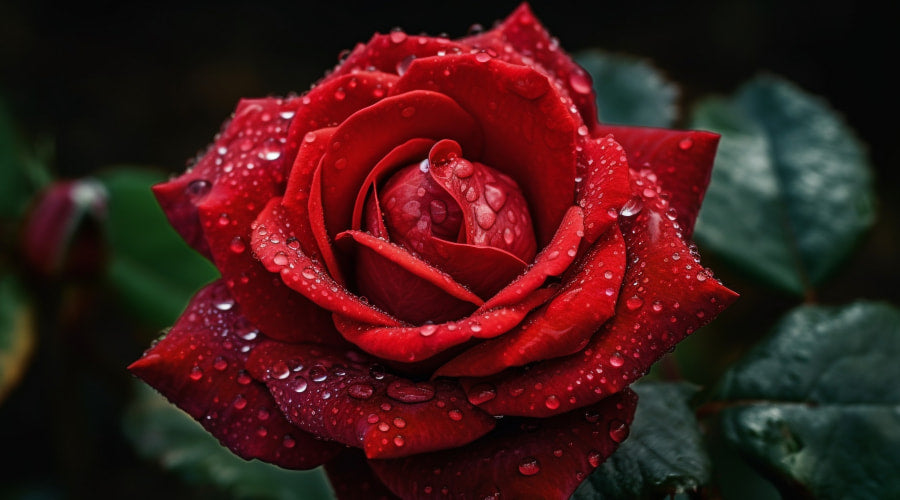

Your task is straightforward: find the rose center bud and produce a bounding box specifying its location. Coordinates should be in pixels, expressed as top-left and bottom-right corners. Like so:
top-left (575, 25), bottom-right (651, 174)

top-left (372, 139), bottom-right (537, 264)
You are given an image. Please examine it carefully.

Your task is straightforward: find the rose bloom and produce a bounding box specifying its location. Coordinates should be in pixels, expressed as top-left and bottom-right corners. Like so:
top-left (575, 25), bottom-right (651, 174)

top-left (130, 4), bottom-right (737, 499)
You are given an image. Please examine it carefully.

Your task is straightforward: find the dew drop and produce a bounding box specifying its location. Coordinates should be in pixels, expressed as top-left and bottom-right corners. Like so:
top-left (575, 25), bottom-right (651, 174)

top-left (304, 132), bottom-right (317, 143)
top-left (603, 270), bottom-right (614, 280)
top-left (232, 394), bottom-right (247, 410)
top-left (475, 206), bottom-right (497, 229)
top-left (389, 30), bottom-right (408, 44)
top-left (291, 376), bottom-right (308, 393)
top-left (544, 395), bottom-right (560, 410)
top-left (401, 106), bottom-right (416, 118)
top-left (334, 158), bottom-right (348, 170)
top-left (186, 179), bottom-right (211, 200)
top-left (393, 435), bottom-right (406, 447)
top-left (475, 51), bottom-right (491, 63)
top-left (236, 370), bottom-right (252, 385)
top-left (588, 450), bottom-right (603, 467)
top-left (370, 364), bottom-right (386, 380)
top-left (678, 138), bottom-right (693, 150)
top-left (367, 413), bottom-right (380, 424)
top-left (348, 383), bottom-right (375, 400)
top-left (620, 197), bottom-right (643, 217)
top-left (518, 456), bottom-right (541, 476)
top-left (310, 365), bottom-right (328, 382)
top-left (282, 435), bottom-right (296, 448)
top-left (213, 356), bottom-right (228, 371)
top-left (273, 252), bottom-right (289, 266)
top-left (608, 419), bottom-right (629, 443)
top-left (609, 352), bottom-right (624, 367)
top-left (420, 324), bottom-right (438, 337)
top-left (467, 383), bottom-right (497, 405)
top-left (387, 380), bottom-right (436, 403)
top-left (625, 296), bottom-right (643, 310)
top-left (483, 183), bottom-right (507, 211)
top-left (301, 267), bottom-right (317, 280)
top-left (229, 236), bottom-right (246, 254)
top-left (393, 417), bottom-right (407, 429)
top-left (448, 409), bottom-right (463, 421)
top-left (470, 323), bottom-right (483, 333)
top-left (189, 365), bottom-right (203, 381)
top-left (271, 361), bottom-right (291, 380)
top-left (378, 422), bottom-right (390, 432)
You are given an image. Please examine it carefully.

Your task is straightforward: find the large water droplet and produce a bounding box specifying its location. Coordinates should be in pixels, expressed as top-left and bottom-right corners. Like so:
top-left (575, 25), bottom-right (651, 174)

top-left (393, 435), bottom-right (406, 447)
top-left (186, 179), bottom-right (211, 201)
top-left (483, 183), bottom-right (507, 211)
top-left (620, 197), bottom-right (643, 217)
top-left (588, 450), bottom-right (603, 467)
top-left (271, 360), bottom-right (291, 380)
top-left (232, 394), bottom-right (247, 410)
top-left (569, 70), bottom-right (592, 95)
top-left (230, 236), bottom-right (246, 254)
top-left (420, 324), bottom-right (438, 337)
top-left (448, 409), bottom-right (463, 421)
top-left (544, 395), bottom-right (560, 410)
top-left (386, 380), bottom-right (435, 403)
top-left (291, 376), bottom-right (308, 393)
top-left (273, 252), bottom-right (288, 266)
top-left (393, 417), bottom-right (407, 429)
top-left (475, 205), bottom-right (497, 229)
top-left (608, 419), bottom-right (629, 443)
top-left (625, 296), bottom-right (643, 310)
top-left (348, 383), bottom-right (374, 400)
top-left (309, 365), bottom-right (328, 382)
top-left (213, 356), bottom-right (228, 371)
top-left (518, 456), bottom-right (541, 476)
top-left (189, 365), bottom-right (203, 381)
top-left (467, 383), bottom-right (497, 405)
top-left (609, 352), bottom-right (624, 367)
top-left (678, 138), bottom-right (693, 150)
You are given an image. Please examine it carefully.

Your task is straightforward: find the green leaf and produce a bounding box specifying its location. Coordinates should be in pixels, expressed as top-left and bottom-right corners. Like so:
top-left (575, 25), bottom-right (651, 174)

top-left (573, 382), bottom-right (710, 499)
top-left (0, 274), bottom-right (35, 406)
top-left (574, 50), bottom-right (678, 127)
top-left (0, 99), bottom-right (34, 218)
top-left (99, 168), bottom-right (218, 329)
top-left (124, 383), bottom-right (334, 500)
top-left (712, 302), bottom-right (900, 499)
top-left (691, 75), bottom-right (876, 295)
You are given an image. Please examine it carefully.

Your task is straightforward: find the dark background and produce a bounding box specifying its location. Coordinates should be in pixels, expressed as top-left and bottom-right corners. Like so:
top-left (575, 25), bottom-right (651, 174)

top-left (1, 0), bottom-right (897, 498)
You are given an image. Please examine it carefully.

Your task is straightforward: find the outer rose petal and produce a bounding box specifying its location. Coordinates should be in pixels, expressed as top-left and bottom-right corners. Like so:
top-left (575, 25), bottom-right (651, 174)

top-left (246, 341), bottom-right (496, 459)
top-left (464, 201), bottom-right (738, 417)
top-left (395, 54), bottom-right (577, 246)
top-left (436, 225), bottom-right (627, 378)
top-left (128, 281), bottom-right (343, 469)
top-left (333, 286), bottom-right (556, 364)
top-left (369, 389), bottom-right (637, 500)
top-left (596, 125), bottom-right (720, 238)
top-left (325, 450), bottom-right (400, 500)
top-left (578, 135), bottom-right (633, 244)
top-left (328, 33), bottom-right (470, 83)
top-left (465, 3), bottom-right (600, 132)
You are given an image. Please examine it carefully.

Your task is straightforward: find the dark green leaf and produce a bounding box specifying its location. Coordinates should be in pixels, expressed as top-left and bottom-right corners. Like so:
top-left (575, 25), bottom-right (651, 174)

top-left (573, 382), bottom-right (710, 499)
top-left (124, 383), bottom-right (334, 500)
top-left (99, 168), bottom-right (218, 328)
top-left (0, 99), bottom-right (34, 218)
top-left (712, 302), bottom-right (900, 499)
top-left (574, 51), bottom-right (678, 127)
top-left (0, 274), bottom-right (35, 405)
top-left (691, 75), bottom-right (876, 295)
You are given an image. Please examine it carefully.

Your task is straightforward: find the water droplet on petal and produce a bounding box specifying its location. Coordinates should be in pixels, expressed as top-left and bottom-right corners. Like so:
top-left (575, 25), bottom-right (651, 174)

top-left (544, 395), bottom-right (560, 410)
top-left (401, 106), bottom-right (416, 118)
top-left (186, 179), bottom-right (211, 200)
top-left (483, 183), bottom-right (507, 211)
top-left (518, 456), bottom-right (541, 476)
top-left (393, 417), bottom-right (407, 428)
top-left (369, 364), bottom-right (386, 380)
top-left (448, 409), bottom-right (463, 421)
top-left (625, 296), bottom-right (643, 310)
top-left (588, 450), bottom-right (603, 467)
top-left (291, 376), bottom-right (308, 393)
top-left (609, 419), bottom-right (629, 443)
top-left (393, 435), bottom-right (406, 447)
top-left (620, 197), bottom-right (643, 217)
top-left (475, 51), bottom-right (491, 63)
top-left (237, 370), bottom-right (252, 385)
top-left (420, 324), bottom-right (437, 337)
top-left (282, 434), bottom-right (296, 448)
top-left (389, 30), bottom-right (408, 44)
top-left (232, 394), bottom-right (247, 410)
top-left (609, 352), bottom-right (624, 367)
top-left (678, 138), bottom-right (693, 150)
top-left (229, 236), bottom-right (246, 254)
top-left (467, 383), bottom-right (496, 405)
top-left (213, 357), bottom-right (228, 371)
top-left (189, 365), bottom-right (203, 381)
top-left (387, 380), bottom-right (436, 403)
top-left (348, 383), bottom-right (374, 399)
top-left (273, 252), bottom-right (288, 266)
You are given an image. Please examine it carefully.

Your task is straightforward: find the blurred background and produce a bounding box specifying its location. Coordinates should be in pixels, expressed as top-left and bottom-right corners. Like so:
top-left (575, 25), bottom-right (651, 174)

top-left (0, 0), bottom-right (896, 498)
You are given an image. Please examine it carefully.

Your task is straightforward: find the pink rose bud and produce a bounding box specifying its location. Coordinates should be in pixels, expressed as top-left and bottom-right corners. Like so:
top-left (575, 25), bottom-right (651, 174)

top-left (21, 179), bottom-right (108, 278)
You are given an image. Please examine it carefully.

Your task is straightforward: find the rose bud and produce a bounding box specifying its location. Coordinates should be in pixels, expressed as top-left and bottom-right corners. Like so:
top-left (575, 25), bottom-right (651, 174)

top-left (20, 179), bottom-right (108, 279)
top-left (130, 4), bottom-right (737, 498)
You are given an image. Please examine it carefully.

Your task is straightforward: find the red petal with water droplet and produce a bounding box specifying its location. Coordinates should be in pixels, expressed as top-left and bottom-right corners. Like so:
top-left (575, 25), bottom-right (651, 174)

top-left (252, 198), bottom-right (401, 327)
top-left (333, 287), bottom-right (555, 364)
top-left (369, 389), bottom-right (637, 500)
top-left (395, 54), bottom-right (577, 246)
top-left (463, 204), bottom-right (738, 417)
top-left (316, 90), bottom-right (483, 244)
top-left (325, 450), bottom-right (401, 500)
top-left (436, 226), bottom-right (627, 378)
top-left (128, 281), bottom-right (343, 469)
top-left (578, 134), bottom-right (632, 243)
top-left (328, 33), bottom-right (470, 82)
top-left (336, 229), bottom-right (482, 324)
top-left (246, 341), bottom-right (495, 459)
top-left (482, 206), bottom-right (584, 310)
top-left (464, 3), bottom-right (599, 132)
top-left (596, 125), bottom-right (720, 238)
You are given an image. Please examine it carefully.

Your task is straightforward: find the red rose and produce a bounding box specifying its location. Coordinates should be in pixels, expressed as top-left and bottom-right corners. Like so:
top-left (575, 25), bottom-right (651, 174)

top-left (130, 4), bottom-right (737, 498)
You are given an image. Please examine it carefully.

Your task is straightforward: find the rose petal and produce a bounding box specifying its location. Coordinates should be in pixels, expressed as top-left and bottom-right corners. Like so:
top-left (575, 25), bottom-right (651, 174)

top-left (317, 90), bottom-right (483, 243)
top-left (290, 71), bottom-right (400, 137)
top-left (252, 198), bottom-right (401, 327)
top-left (465, 3), bottom-right (600, 132)
top-left (369, 389), bottom-right (637, 500)
top-left (436, 226), bottom-right (627, 378)
top-left (421, 237), bottom-right (528, 299)
top-left (425, 139), bottom-right (537, 262)
top-left (464, 204), bottom-right (738, 417)
top-left (596, 125), bottom-right (720, 238)
top-left (333, 287), bottom-right (556, 364)
top-left (482, 205), bottom-right (584, 310)
top-left (336, 229), bottom-right (483, 324)
top-left (351, 138), bottom-right (436, 232)
top-left (578, 134), bottom-right (633, 243)
top-left (328, 33), bottom-right (470, 81)
top-left (246, 341), bottom-right (496, 460)
top-left (395, 54), bottom-right (577, 246)
top-left (325, 450), bottom-right (400, 500)
top-left (128, 281), bottom-right (343, 469)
